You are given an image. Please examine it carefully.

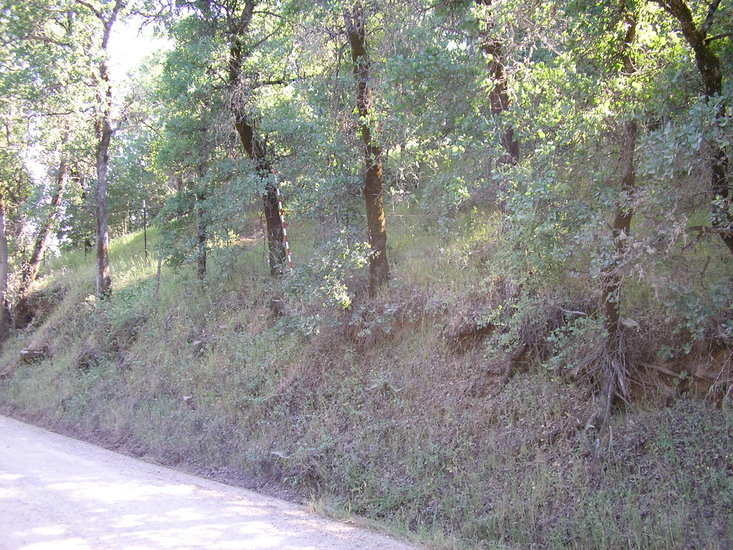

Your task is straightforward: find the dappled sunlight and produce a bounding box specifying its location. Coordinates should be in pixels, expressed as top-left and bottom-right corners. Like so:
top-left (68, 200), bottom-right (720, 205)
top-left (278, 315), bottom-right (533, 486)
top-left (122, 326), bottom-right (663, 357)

top-left (20, 537), bottom-right (92, 550)
top-left (0, 415), bottom-right (409, 550)
top-left (47, 479), bottom-right (196, 503)
top-left (3, 470), bottom-right (354, 548)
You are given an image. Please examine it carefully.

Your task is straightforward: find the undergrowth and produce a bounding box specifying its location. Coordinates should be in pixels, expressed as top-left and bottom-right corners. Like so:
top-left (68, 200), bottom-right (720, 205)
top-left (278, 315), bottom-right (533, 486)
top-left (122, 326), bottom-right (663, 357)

top-left (0, 211), bottom-right (731, 550)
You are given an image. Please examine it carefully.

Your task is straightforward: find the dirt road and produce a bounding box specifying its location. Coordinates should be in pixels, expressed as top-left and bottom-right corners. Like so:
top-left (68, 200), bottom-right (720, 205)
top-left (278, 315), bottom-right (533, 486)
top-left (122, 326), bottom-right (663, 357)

top-left (0, 415), bottom-right (416, 550)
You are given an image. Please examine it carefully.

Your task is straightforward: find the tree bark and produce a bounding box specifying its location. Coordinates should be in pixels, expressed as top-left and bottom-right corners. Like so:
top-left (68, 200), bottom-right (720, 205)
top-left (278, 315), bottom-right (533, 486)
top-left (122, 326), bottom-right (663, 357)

top-left (226, 0), bottom-right (286, 276)
top-left (601, 120), bottom-right (637, 340)
top-left (601, 12), bottom-right (638, 346)
top-left (195, 164), bottom-right (207, 280)
top-left (0, 192), bottom-right (10, 339)
top-left (233, 118), bottom-right (285, 276)
top-left (345, 1), bottom-right (389, 295)
top-left (657, 0), bottom-right (733, 255)
top-left (18, 159), bottom-right (69, 296)
top-left (591, 8), bottom-right (638, 463)
top-left (95, 65), bottom-right (112, 297)
top-left (79, 0), bottom-right (124, 297)
top-left (195, 190), bottom-right (207, 280)
top-left (95, 48), bottom-right (114, 296)
top-left (476, 0), bottom-right (519, 166)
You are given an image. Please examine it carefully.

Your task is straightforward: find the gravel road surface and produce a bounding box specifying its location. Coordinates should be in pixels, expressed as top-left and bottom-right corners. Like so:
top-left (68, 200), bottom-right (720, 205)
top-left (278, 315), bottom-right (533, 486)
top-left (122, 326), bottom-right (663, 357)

top-left (0, 415), bottom-right (416, 550)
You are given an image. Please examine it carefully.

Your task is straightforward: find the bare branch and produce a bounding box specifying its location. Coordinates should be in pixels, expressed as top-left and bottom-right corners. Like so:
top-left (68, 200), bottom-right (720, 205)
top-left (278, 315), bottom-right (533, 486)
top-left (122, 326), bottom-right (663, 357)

top-left (253, 9), bottom-right (287, 20)
top-left (248, 27), bottom-right (280, 53)
top-left (23, 34), bottom-right (72, 48)
top-left (702, 0), bottom-right (722, 34)
top-left (73, 0), bottom-right (102, 21)
top-left (31, 110), bottom-right (78, 117)
top-left (705, 31), bottom-right (733, 43)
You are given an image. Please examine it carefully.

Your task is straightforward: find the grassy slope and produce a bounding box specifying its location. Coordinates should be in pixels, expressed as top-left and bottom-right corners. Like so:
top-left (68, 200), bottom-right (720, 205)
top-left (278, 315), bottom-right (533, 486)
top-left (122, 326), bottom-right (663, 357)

top-left (0, 214), bottom-right (731, 550)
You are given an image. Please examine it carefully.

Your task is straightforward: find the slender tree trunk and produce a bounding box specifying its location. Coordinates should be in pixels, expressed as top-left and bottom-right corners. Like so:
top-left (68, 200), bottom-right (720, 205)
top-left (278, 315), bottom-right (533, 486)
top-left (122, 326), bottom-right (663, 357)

top-left (597, 119), bottom-right (637, 431)
top-left (195, 191), bottom-right (207, 280)
top-left (601, 12), bottom-right (638, 346)
top-left (195, 166), bottom-right (207, 280)
top-left (0, 192), bottom-right (9, 339)
top-left (80, 0), bottom-right (123, 297)
top-left (143, 200), bottom-right (148, 260)
top-left (226, 0), bottom-right (286, 276)
top-left (95, 56), bottom-right (113, 297)
top-left (232, 104), bottom-right (285, 278)
top-left (18, 159), bottom-right (69, 296)
top-left (262, 175), bottom-right (285, 275)
top-left (657, 0), bottom-right (733, 254)
top-left (476, 0), bottom-right (519, 166)
top-left (233, 118), bottom-right (285, 275)
top-left (601, 121), bottom-right (637, 339)
top-left (591, 9), bottom-right (638, 463)
top-left (345, 1), bottom-right (389, 295)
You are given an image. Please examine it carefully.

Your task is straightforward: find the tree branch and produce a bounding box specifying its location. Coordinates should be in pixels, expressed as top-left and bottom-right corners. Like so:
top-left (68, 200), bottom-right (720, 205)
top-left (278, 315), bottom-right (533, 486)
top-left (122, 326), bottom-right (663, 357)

top-left (31, 110), bottom-right (78, 117)
top-left (248, 25), bottom-right (284, 53)
top-left (253, 9), bottom-right (287, 20)
top-left (702, 0), bottom-right (722, 34)
top-left (705, 31), bottom-right (733, 43)
top-left (24, 34), bottom-right (72, 48)
top-left (73, 0), bottom-right (102, 21)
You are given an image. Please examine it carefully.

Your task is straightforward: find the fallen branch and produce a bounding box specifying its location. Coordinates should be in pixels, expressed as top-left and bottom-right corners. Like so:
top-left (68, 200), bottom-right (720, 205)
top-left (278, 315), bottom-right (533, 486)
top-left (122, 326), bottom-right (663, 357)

top-left (20, 348), bottom-right (47, 363)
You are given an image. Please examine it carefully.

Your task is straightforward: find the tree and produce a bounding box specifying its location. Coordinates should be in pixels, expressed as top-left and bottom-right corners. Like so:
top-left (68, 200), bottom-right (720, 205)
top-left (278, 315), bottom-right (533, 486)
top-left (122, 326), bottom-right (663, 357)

top-left (170, 0), bottom-right (291, 276)
top-left (0, 0), bottom-right (87, 325)
top-left (222, 0), bottom-right (287, 276)
top-left (17, 157), bottom-right (69, 296)
top-left (344, 0), bottom-right (389, 295)
top-left (596, 0), bottom-right (640, 459)
top-left (655, 0), bottom-right (733, 254)
top-left (151, 12), bottom-right (238, 279)
top-left (75, 0), bottom-right (126, 297)
top-left (0, 157), bottom-right (29, 336)
top-left (475, 0), bottom-right (519, 166)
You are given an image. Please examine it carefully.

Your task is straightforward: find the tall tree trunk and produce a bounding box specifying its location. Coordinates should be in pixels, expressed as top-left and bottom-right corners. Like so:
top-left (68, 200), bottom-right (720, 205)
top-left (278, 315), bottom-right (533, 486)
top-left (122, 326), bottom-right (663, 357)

top-left (226, 0), bottom-right (286, 276)
top-left (0, 192), bottom-right (9, 339)
top-left (657, 0), bottom-right (733, 254)
top-left (596, 118), bottom-right (637, 440)
top-left (233, 119), bottom-right (285, 276)
top-left (79, 0), bottom-right (124, 297)
top-left (591, 8), bottom-right (638, 463)
top-left (262, 176), bottom-right (285, 276)
top-left (195, 165), bottom-right (207, 280)
top-left (18, 159), bottom-right (69, 296)
top-left (601, 120), bottom-right (637, 342)
top-left (345, 1), bottom-right (389, 295)
top-left (95, 54), bottom-right (113, 297)
top-left (476, 0), bottom-right (519, 166)
top-left (601, 12), bottom-right (638, 348)
top-left (195, 191), bottom-right (207, 280)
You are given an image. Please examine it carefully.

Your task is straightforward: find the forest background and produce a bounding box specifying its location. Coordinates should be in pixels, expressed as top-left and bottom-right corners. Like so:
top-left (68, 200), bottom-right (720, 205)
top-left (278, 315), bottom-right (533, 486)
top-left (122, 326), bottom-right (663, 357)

top-left (0, 1), bottom-right (732, 548)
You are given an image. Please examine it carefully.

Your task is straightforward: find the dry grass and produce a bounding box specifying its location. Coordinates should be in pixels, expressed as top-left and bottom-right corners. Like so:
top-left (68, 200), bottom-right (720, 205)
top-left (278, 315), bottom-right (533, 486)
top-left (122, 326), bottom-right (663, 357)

top-left (0, 217), bottom-right (731, 550)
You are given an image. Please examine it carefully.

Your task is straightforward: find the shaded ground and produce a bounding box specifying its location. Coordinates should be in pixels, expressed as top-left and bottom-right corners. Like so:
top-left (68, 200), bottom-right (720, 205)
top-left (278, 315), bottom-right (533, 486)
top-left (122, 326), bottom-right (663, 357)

top-left (0, 415), bottom-right (416, 550)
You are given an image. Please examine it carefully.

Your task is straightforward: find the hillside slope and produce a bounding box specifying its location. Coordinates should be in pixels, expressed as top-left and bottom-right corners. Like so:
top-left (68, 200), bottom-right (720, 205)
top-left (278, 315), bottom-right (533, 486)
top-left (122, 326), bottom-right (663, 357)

top-left (0, 219), bottom-right (731, 550)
